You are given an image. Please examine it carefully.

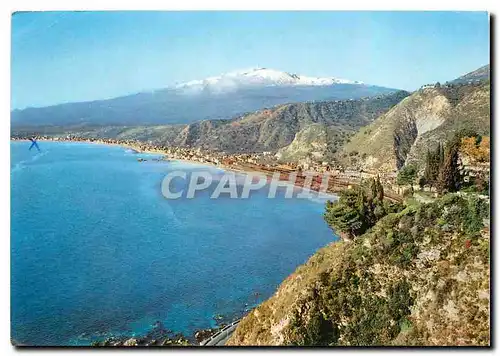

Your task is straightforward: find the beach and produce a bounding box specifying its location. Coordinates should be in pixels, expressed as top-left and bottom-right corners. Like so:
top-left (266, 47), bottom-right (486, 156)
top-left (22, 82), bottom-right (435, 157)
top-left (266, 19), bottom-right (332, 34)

top-left (12, 137), bottom-right (340, 200)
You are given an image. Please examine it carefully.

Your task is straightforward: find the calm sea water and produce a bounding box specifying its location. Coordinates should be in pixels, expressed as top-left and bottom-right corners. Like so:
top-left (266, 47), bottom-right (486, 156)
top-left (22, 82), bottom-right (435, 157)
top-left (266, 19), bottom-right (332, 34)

top-left (11, 141), bottom-right (337, 346)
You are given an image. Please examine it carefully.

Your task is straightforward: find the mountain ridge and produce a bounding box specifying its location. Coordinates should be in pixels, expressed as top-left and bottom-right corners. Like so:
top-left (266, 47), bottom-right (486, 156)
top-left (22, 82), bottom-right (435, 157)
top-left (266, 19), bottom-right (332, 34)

top-left (11, 68), bottom-right (398, 127)
top-left (448, 64), bottom-right (490, 85)
top-left (174, 67), bottom-right (364, 92)
top-left (14, 91), bottom-right (410, 161)
top-left (340, 76), bottom-right (490, 172)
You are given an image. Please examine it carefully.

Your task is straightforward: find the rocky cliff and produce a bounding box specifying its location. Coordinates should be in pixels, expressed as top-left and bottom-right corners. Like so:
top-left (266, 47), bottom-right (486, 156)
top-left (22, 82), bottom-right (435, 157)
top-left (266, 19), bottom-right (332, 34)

top-left (340, 81), bottom-right (490, 172)
top-left (227, 194), bottom-right (490, 346)
top-left (169, 91), bottom-right (409, 155)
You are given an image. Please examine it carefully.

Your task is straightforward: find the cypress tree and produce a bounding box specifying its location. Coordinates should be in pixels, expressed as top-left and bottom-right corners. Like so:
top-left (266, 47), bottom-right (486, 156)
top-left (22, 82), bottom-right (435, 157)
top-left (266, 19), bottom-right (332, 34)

top-left (422, 143), bottom-right (445, 188)
top-left (376, 176), bottom-right (384, 202)
top-left (423, 149), bottom-right (432, 186)
top-left (437, 140), bottom-right (460, 194)
top-left (370, 178), bottom-right (378, 201)
top-left (438, 142), bottom-right (445, 166)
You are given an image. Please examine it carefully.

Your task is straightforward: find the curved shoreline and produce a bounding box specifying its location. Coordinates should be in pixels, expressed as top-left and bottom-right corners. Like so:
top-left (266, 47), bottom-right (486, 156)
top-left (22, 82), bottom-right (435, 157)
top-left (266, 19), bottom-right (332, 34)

top-left (11, 138), bottom-right (339, 346)
top-left (11, 138), bottom-right (339, 202)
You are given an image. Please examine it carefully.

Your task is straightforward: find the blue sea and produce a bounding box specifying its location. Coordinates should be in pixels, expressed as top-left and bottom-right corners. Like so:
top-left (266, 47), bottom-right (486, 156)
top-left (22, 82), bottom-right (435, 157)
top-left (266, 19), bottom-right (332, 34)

top-left (11, 141), bottom-right (337, 346)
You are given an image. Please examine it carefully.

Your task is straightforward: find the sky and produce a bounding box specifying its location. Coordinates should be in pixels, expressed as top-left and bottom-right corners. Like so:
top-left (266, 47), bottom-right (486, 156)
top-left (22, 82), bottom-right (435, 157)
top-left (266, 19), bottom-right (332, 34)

top-left (11, 11), bottom-right (489, 109)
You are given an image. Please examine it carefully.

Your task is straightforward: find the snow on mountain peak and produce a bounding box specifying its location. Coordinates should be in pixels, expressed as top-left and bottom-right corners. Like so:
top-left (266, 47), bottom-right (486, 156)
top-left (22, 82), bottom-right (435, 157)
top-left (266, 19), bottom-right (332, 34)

top-left (174, 68), bottom-right (363, 92)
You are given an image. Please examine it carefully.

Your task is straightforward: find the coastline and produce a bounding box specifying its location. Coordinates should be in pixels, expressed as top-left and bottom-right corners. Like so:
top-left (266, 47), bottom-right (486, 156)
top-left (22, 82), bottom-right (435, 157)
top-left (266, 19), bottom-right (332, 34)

top-left (11, 138), bottom-right (338, 201)
top-left (11, 137), bottom-right (338, 346)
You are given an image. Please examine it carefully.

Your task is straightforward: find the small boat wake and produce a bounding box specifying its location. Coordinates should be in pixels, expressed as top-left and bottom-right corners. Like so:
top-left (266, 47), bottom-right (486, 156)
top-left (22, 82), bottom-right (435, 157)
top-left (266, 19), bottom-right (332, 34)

top-left (11, 150), bottom-right (48, 174)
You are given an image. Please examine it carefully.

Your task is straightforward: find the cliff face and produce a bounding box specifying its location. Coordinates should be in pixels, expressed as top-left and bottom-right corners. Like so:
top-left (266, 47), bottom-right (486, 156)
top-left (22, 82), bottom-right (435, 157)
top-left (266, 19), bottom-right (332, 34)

top-left (227, 194), bottom-right (490, 346)
top-left (341, 82), bottom-right (490, 172)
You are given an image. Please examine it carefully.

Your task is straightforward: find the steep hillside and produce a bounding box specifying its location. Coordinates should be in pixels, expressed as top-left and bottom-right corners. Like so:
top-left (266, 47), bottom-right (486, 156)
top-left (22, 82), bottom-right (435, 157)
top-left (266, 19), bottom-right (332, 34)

top-left (227, 194), bottom-right (490, 346)
top-left (449, 64), bottom-right (490, 84)
top-left (14, 91), bottom-right (409, 160)
top-left (341, 81), bottom-right (490, 172)
top-left (169, 91), bottom-right (409, 154)
top-left (275, 124), bottom-right (337, 163)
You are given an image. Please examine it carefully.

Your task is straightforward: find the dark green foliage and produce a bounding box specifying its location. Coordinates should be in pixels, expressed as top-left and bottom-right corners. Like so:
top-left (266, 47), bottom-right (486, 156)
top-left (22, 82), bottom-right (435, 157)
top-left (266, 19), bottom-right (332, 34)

top-left (423, 132), bottom-right (469, 195)
top-left (324, 179), bottom-right (401, 240)
top-left (291, 250), bottom-right (416, 346)
top-left (291, 303), bottom-right (338, 346)
top-left (423, 143), bottom-right (444, 188)
top-left (459, 173), bottom-right (489, 195)
top-left (475, 175), bottom-right (490, 195)
top-left (370, 175), bottom-right (385, 202)
top-left (397, 164), bottom-right (417, 186)
top-left (418, 176), bottom-right (426, 189)
top-left (463, 196), bottom-right (489, 235)
top-left (324, 177), bottom-right (403, 239)
top-left (437, 138), bottom-right (461, 194)
top-left (287, 193), bottom-right (489, 346)
top-left (324, 189), bottom-right (370, 239)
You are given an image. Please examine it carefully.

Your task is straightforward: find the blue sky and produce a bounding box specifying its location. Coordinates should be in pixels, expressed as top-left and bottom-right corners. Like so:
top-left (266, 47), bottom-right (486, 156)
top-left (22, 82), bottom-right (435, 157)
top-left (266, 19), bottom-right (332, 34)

top-left (11, 11), bottom-right (489, 109)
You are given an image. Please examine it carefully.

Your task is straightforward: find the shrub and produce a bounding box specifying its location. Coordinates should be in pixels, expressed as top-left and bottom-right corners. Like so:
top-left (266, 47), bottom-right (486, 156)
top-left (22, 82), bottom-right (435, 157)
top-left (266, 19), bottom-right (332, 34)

top-left (397, 164), bottom-right (417, 186)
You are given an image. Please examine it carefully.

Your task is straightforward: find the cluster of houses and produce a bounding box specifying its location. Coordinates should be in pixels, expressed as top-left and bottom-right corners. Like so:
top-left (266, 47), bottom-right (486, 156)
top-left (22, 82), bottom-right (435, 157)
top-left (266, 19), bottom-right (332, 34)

top-left (420, 80), bottom-right (485, 90)
top-left (12, 133), bottom-right (396, 179)
top-left (11, 134), bottom-right (411, 201)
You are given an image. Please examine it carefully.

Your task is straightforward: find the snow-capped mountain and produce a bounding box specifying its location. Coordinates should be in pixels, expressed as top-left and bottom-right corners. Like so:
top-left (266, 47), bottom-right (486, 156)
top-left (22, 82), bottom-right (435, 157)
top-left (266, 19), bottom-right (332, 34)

top-left (12, 68), bottom-right (398, 127)
top-left (174, 68), bottom-right (364, 92)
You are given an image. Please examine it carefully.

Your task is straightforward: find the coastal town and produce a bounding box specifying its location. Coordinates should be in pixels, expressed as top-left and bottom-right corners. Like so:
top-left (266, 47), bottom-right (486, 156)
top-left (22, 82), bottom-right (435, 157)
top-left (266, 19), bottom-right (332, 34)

top-left (11, 134), bottom-right (407, 201)
top-left (12, 132), bottom-right (490, 205)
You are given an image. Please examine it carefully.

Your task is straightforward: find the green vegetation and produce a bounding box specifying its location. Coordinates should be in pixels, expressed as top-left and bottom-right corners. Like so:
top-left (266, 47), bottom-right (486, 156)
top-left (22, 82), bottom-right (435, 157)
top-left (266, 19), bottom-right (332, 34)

top-left (341, 79), bottom-right (489, 173)
top-left (324, 178), bottom-right (402, 240)
top-left (436, 138), bottom-right (461, 194)
top-left (397, 164), bottom-right (417, 186)
top-left (227, 66), bottom-right (490, 347)
top-left (228, 193), bottom-right (490, 346)
top-left (423, 143), bottom-right (444, 188)
top-left (420, 131), bottom-right (489, 195)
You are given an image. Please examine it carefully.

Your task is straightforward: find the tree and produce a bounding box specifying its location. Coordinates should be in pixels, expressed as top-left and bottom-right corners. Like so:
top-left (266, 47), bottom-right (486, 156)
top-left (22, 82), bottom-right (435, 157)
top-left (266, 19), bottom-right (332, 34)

top-left (324, 189), bottom-right (367, 240)
top-left (423, 143), bottom-right (444, 188)
top-left (438, 142), bottom-right (445, 166)
top-left (437, 139), bottom-right (461, 194)
top-left (461, 136), bottom-right (490, 164)
top-left (376, 176), bottom-right (384, 202)
top-left (324, 180), bottom-right (398, 241)
top-left (370, 176), bottom-right (384, 202)
top-left (418, 176), bottom-right (426, 189)
top-left (369, 177), bottom-right (386, 219)
top-left (397, 165), bottom-right (417, 186)
top-left (478, 137), bottom-right (490, 162)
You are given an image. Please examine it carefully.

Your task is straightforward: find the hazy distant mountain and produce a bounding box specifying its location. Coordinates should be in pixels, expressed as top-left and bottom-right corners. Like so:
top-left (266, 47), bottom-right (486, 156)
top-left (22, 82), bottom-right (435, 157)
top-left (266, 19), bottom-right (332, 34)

top-left (448, 64), bottom-right (490, 84)
top-left (13, 91), bottom-right (410, 166)
top-left (11, 68), bottom-right (398, 127)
